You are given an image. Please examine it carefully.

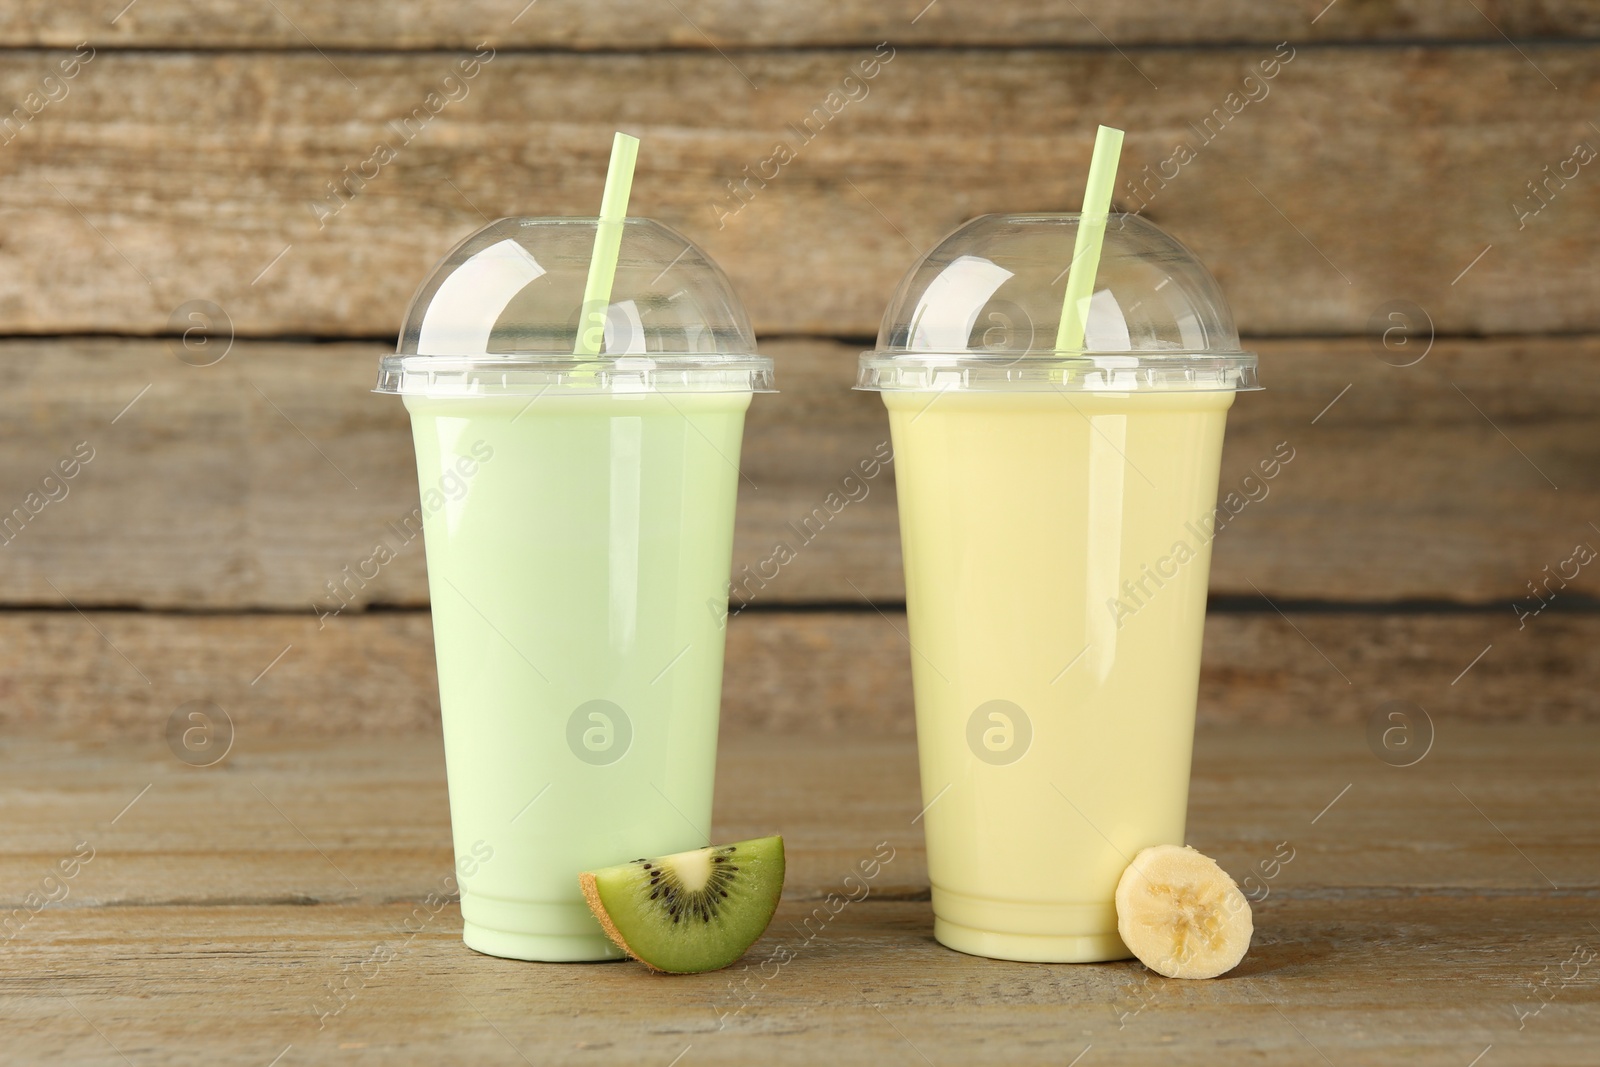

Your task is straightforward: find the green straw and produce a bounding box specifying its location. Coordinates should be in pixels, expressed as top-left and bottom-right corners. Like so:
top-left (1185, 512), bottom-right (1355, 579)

top-left (574, 131), bottom-right (641, 356)
top-left (1054, 125), bottom-right (1124, 352)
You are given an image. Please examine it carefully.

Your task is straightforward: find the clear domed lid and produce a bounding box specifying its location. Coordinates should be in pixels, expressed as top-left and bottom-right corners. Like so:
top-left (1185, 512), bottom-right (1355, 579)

top-left (857, 213), bottom-right (1259, 392)
top-left (378, 217), bottom-right (773, 395)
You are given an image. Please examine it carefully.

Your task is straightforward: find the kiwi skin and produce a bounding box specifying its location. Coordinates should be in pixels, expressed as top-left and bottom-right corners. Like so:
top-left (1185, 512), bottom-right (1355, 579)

top-left (579, 835), bottom-right (785, 974)
top-left (580, 872), bottom-right (638, 964)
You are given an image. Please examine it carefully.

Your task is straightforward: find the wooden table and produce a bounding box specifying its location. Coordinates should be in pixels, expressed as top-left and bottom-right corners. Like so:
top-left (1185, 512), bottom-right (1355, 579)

top-left (1, 6), bottom-right (1598, 1064)
top-left (4, 723), bottom-right (1596, 1065)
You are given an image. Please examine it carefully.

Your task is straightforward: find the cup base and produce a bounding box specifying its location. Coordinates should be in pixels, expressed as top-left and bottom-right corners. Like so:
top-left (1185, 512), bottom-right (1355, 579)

top-left (934, 917), bottom-right (1132, 963)
top-left (931, 887), bottom-right (1135, 962)
top-left (462, 921), bottom-right (626, 963)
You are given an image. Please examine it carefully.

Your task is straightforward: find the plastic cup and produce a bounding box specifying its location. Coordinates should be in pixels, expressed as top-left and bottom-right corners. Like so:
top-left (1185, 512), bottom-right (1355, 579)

top-left (377, 218), bottom-right (773, 961)
top-left (857, 213), bottom-right (1260, 962)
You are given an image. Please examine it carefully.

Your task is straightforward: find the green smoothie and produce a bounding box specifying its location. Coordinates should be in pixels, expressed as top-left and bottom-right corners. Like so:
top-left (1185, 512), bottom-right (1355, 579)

top-left (405, 390), bottom-right (751, 961)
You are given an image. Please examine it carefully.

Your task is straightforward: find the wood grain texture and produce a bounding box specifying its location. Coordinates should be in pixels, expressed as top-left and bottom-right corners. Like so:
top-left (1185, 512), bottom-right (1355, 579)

top-left (0, 336), bottom-right (1595, 609)
top-left (2, 727), bottom-right (1598, 1064)
top-left (0, 608), bottom-right (1593, 739)
top-left (7, 896), bottom-right (1598, 1065)
top-left (5, 726), bottom-right (1592, 903)
top-left (0, 734), bottom-right (924, 907)
top-left (7, 1), bottom-right (1600, 50)
top-left (0, 46), bottom-right (1593, 336)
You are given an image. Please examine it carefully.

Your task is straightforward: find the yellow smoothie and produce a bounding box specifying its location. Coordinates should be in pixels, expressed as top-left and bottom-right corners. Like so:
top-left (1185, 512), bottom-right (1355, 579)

top-left (884, 388), bottom-right (1234, 962)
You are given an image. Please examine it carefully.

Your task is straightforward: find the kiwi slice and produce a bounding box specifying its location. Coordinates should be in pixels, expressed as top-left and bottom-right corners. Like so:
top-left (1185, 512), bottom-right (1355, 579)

top-left (579, 835), bottom-right (785, 973)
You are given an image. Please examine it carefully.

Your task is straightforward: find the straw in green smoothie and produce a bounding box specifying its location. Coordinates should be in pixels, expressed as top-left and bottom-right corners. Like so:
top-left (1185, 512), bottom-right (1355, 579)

top-left (574, 131), bottom-right (641, 356)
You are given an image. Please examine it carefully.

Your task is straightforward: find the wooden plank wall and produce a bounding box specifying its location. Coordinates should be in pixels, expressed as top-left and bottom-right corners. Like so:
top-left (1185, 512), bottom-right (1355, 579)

top-left (0, 3), bottom-right (1594, 736)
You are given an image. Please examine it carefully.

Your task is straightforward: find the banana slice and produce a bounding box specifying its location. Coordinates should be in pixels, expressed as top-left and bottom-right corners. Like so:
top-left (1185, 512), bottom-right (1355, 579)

top-left (1115, 844), bottom-right (1253, 979)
